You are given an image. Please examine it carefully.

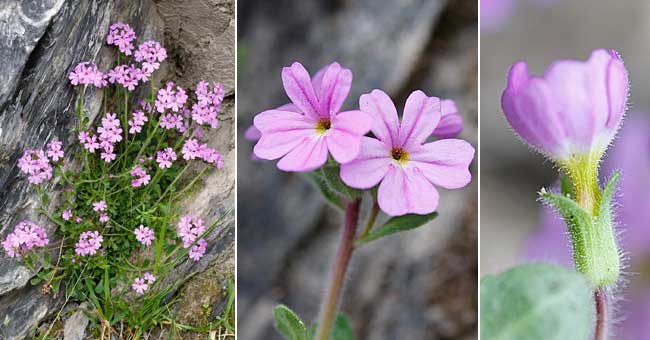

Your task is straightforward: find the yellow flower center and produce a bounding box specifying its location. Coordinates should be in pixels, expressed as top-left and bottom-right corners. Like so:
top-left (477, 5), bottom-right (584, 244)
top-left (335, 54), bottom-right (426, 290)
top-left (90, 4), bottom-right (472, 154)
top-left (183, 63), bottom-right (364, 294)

top-left (315, 118), bottom-right (331, 135)
top-left (391, 147), bottom-right (409, 165)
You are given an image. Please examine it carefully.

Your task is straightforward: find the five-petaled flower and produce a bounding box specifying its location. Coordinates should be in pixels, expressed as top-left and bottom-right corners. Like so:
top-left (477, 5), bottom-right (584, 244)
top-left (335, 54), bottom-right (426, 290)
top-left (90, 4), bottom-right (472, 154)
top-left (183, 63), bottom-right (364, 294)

top-left (340, 89), bottom-right (474, 216)
top-left (253, 62), bottom-right (373, 172)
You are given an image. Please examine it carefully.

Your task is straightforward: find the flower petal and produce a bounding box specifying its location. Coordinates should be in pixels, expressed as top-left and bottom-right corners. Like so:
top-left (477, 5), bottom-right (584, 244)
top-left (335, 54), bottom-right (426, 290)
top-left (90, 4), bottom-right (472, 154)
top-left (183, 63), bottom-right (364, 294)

top-left (359, 89), bottom-right (400, 145)
top-left (377, 166), bottom-right (439, 216)
top-left (276, 103), bottom-right (300, 113)
top-left (331, 110), bottom-right (373, 136)
top-left (253, 110), bottom-right (316, 160)
top-left (409, 139), bottom-right (474, 189)
top-left (318, 62), bottom-right (352, 117)
top-left (433, 99), bottom-right (463, 138)
top-left (398, 90), bottom-right (441, 148)
top-left (282, 62), bottom-right (320, 119)
top-left (277, 136), bottom-right (328, 172)
top-left (326, 110), bottom-right (373, 164)
top-left (340, 137), bottom-right (391, 189)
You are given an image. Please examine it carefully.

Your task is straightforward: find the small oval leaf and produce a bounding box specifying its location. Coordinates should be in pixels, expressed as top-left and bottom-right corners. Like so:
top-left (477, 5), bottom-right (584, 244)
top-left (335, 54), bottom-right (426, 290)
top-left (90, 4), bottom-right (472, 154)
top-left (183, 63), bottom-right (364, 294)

top-left (273, 304), bottom-right (308, 340)
top-left (355, 212), bottom-right (437, 247)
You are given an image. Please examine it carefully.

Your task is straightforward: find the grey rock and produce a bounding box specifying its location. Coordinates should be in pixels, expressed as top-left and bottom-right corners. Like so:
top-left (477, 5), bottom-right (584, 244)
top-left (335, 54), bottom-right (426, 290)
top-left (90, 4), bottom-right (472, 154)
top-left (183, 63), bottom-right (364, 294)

top-left (63, 303), bottom-right (89, 340)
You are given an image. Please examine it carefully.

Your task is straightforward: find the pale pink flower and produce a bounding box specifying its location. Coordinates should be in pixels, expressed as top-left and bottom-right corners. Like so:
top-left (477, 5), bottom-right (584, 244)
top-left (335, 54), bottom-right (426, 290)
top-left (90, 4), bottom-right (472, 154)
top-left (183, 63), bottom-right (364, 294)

top-left (176, 215), bottom-right (205, 248)
top-left (253, 62), bottom-right (372, 171)
top-left (155, 82), bottom-right (187, 113)
top-left (17, 150), bottom-right (53, 184)
top-left (340, 90), bottom-right (475, 216)
top-left (131, 277), bottom-right (149, 295)
top-left (1, 221), bottom-right (49, 258)
top-left (159, 114), bottom-right (184, 130)
top-left (99, 213), bottom-right (109, 223)
top-left (156, 147), bottom-right (177, 169)
top-left (62, 209), bottom-right (73, 221)
top-left (188, 239), bottom-right (207, 261)
top-left (143, 272), bottom-right (156, 284)
top-left (46, 140), bottom-right (65, 161)
top-left (93, 201), bottom-right (107, 212)
top-left (134, 225), bottom-right (155, 246)
top-left (107, 22), bottom-right (136, 55)
top-left (130, 166), bottom-right (151, 188)
top-left (75, 231), bottom-right (103, 256)
top-left (68, 62), bottom-right (107, 88)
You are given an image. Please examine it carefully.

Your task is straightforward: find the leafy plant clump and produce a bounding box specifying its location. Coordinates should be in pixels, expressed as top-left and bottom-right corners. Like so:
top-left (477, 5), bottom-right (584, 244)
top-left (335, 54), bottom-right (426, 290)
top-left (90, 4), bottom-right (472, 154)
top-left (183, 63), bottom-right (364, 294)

top-left (2, 22), bottom-right (229, 338)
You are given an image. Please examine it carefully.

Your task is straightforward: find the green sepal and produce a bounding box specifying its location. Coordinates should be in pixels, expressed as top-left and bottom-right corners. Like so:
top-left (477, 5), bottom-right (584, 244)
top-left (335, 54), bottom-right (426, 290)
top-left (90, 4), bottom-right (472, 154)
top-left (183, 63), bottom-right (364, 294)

top-left (273, 304), bottom-right (308, 340)
top-left (304, 171), bottom-right (343, 209)
top-left (480, 263), bottom-right (594, 340)
top-left (320, 162), bottom-right (362, 200)
top-left (354, 212), bottom-right (437, 247)
top-left (539, 172), bottom-right (620, 287)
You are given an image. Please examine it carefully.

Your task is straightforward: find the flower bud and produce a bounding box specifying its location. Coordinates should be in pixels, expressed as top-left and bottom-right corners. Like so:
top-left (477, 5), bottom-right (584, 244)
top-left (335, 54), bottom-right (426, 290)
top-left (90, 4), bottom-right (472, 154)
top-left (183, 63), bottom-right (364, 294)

top-left (501, 49), bottom-right (629, 162)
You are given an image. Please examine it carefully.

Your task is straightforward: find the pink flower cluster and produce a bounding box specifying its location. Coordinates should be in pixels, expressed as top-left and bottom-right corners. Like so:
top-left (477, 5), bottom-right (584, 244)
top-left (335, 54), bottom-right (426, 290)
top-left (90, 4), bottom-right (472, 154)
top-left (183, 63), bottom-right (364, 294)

top-left (131, 272), bottom-right (156, 295)
top-left (74, 231), bottom-right (103, 256)
top-left (156, 147), bottom-right (177, 169)
top-left (135, 41), bottom-right (167, 74)
top-left (46, 140), bottom-right (64, 162)
top-left (68, 62), bottom-right (107, 88)
top-left (182, 139), bottom-right (224, 168)
top-left (108, 64), bottom-right (144, 91)
top-left (189, 239), bottom-right (207, 261)
top-left (128, 110), bottom-right (148, 134)
top-left (62, 209), bottom-right (73, 221)
top-left (130, 166), bottom-right (151, 188)
top-left (2, 221), bottom-right (49, 258)
top-left (107, 22), bottom-right (136, 55)
top-left (191, 81), bottom-right (224, 128)
top-left (134, 225), bottom-right (155, 246)
top-left (159, 113), bottom-right (184, 130)
top-left (155, 82), bottom-right (188, 113)
top-left (17, 150), bottom-right (53, 184)
top-left (97, 113), bottom-right (123, 162)
top-left (176, 215), bottom-right (205, 248)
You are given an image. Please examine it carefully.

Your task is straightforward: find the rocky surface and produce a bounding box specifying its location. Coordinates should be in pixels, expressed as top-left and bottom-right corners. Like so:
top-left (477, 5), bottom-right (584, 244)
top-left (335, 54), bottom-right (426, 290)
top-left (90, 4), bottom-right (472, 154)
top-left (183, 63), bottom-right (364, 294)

top-left (238, 1), bottom-right (477, 339)
top-left (0, 0), bottom-right (235, 338)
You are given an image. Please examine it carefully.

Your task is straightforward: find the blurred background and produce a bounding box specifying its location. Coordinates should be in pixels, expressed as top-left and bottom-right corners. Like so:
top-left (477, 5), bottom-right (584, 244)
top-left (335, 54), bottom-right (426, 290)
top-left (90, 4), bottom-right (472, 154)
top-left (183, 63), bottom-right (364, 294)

top-left (238, 0), bottom-right (477, 339)
top-left (481, 0), bottom-right (650, 338)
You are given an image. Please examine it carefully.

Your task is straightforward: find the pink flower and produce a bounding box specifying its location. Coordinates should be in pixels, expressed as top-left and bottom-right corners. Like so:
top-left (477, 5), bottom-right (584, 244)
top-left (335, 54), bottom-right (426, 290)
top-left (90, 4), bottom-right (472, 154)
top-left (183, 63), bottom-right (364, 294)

top-left (191, 81), bottom-right (224, 128)
top-left (340, 90), bottom-right (475, 216)
top-left (46, 140), bottom-right (65, 161)
top-left (159, 114), bottom-right (184, 130)
top-left (75, 231), bottom-right (103, 256)
top-left (17, 150), bottom-right (53, 184)
top-left (155, 82), bottom-right (187, 113)
top-left (143, 272), bottom-right (156, 284)
top-left (502, 49), bottom-right (628, 160)
top-left (79, 131), bottom-right (101, 153)
top-left (182, 138), bottom-right (200, 160)
top-left (2, 221), bottom-right (49, 258)
top-left (93, 201), bottom-right (107, 212)
top-left (75, 217), bottom-right (82, 223)
top-left (188, 239), bottom-right (207, 261)
top-left (253, 62), bottom-right (372, 171)
top-left (156, 147), bottom-right (177, 169)
top-left (134, 225), bottom-right (155, 246)
top-left (433, 99), bottom-right (464, 138)
top-left (176, 215), bottom-right (205, 248)
top-left (68, 62), bottom-right (107, 88)
top-left (108, 65), bottom-right (139, 91)
top-left (135, 41), bottom-right (167, 73)
top-left (130, 166), bottom-right (151, 188)
top-left (62, 209), bottom-right (73, 221)
top-left (107, 22), bottom-right (136, 55)
top-left (199, 146), bottom-right (224, 168)
top-left (99, 213), bottom-right (109, 223)
top-left (131, 277), bottom-right (149, 295)
top-left (128, 110), bottom-right (148, 134)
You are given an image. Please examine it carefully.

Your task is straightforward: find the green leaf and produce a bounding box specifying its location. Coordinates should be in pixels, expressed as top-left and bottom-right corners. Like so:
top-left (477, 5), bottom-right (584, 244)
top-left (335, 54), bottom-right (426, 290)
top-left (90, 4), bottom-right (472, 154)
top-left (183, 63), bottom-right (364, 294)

top-left (30, 276), bottom-right (42, 285)
top-left (320, 163), bottom-right (362, 200)
top-left (559, 174), bottom-right (574, 197)
top-left (331, 313), bottom-right (354, 340)
top-left (304, 171), bottom-right (343, 209)
top-left (480, 263), bottom-right (594, 340)
top-left (355, 212), bottom-right (437, 247)
top-left (273, 305), bottom-right (308, 340)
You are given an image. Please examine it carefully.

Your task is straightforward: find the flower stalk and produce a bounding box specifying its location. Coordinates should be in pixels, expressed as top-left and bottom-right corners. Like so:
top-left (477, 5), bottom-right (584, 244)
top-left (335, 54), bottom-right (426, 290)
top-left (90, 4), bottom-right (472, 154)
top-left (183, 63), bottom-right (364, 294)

top-left (315, 198), bottom-right (361, 340)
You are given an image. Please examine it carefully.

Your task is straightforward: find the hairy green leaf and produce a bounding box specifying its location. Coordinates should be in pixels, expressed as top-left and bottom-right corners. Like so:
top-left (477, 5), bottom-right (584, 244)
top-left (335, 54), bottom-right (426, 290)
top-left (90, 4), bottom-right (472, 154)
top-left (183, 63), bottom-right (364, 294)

top-left (480, 263), bottom-right (594, 340)
top-left (273, 304), bottom-right (308, 340)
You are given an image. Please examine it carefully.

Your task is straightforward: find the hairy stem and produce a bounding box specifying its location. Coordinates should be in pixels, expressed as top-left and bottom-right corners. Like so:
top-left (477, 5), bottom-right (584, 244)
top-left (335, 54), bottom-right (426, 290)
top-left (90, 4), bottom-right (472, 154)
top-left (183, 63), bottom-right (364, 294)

top-left (315, 198), bottom-right (361, 340)
top-left (594, 289), bottom-right (608, 340)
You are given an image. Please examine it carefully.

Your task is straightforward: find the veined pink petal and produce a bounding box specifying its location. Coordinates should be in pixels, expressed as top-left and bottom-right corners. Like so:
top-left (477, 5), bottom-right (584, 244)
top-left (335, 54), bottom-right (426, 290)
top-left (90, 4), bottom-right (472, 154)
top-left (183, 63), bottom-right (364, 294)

top-left (331, 110), bottom-right (373, 135)
top-left (318, 62), bottom-right (352, 117)
top-left (359, 89), bottom-right (400, 145)
top-left (277, 136), bottom-right (328, 172)
top-left (378, 166), bottom-right (439, 216)
top-left (399, 90), bottom-right (441, 148)
top-left (253, 109), bottom-right (315, 133)
top-left (433, 99), bottom-right (463, 138)
top-left (253, 110), bottom-right (316, 160)
top-left (312, 66), bottom-right (327, 95)
top-left (408, 139), bottom-right (474, 189)
top-left (244, 125), bottom-right (262, 141)
top-left (340, 137), bottom-right (391, 189)
top-left (276, 103), bottom-right (300, 112)
top-left (282, 62), bottom-right (320, 119)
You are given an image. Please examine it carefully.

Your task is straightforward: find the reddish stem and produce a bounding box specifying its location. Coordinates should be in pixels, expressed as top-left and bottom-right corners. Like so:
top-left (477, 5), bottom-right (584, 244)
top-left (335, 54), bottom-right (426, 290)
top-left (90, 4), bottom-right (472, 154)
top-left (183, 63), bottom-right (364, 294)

top-left (594, 289), bottom-right (608, 340)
